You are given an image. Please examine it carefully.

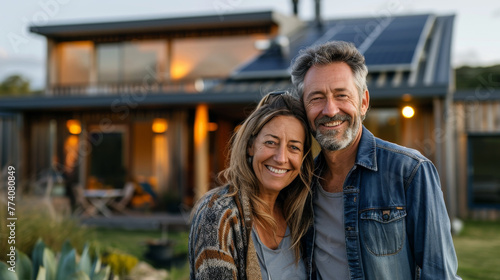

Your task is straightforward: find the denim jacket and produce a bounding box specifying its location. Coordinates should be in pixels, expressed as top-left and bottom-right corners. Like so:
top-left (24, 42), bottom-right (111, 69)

top-left (304, 126), bottom-right (461, 280)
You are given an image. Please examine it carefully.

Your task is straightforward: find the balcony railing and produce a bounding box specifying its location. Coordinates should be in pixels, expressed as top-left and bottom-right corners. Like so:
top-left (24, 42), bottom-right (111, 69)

top-left (47, 79), bottom-right (223, 96)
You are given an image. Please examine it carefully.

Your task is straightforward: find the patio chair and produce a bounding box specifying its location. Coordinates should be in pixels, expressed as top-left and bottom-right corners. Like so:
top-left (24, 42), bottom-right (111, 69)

top-left (109, 182), bottom-right (135, 214)
top-left (73, 185), bottom-right (96, 216)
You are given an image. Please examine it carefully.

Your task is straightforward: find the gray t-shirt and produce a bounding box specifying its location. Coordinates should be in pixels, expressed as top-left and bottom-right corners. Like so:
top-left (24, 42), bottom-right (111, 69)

top-left (252, 226), bottom-right (306, 280)
top-left (314, 183), bottom-right (350, 280)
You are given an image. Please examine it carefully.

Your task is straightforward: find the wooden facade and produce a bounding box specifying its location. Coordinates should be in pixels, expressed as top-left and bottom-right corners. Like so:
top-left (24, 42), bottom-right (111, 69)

top-left (455, 100), bottom-right (500, 220)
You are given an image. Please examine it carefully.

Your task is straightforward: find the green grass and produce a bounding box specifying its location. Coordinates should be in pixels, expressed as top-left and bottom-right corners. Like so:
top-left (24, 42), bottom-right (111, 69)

top-left (89, 227), bottom-right (188, 259)
top-left (454, 220), bottom-right (500, 280)
top-left (84, 220), bottom-right (500, 280)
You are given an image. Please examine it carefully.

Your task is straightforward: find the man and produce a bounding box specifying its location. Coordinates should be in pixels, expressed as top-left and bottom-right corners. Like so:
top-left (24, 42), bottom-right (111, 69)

top-left (291, 41), bottom-right (461, 279)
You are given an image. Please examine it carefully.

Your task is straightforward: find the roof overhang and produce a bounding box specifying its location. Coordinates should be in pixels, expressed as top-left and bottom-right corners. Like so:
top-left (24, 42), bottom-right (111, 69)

top-left (0, 82), bottom-right (449, 112)
top-left (454, 90), bottom-right (500, 101)
top-left (30, 10), bottom-right (280, 39)
top-left (0, 91), bottom-right (267, 112)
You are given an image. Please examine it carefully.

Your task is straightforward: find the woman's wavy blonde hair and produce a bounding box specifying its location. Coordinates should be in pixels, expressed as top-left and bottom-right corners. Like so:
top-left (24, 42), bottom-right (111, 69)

top-left (218, 91), bottom-right (314, 263)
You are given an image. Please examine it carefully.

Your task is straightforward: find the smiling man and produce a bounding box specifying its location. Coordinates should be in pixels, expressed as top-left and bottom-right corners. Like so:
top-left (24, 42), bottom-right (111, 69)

top-left (291, 41), bottom-right (461, 280)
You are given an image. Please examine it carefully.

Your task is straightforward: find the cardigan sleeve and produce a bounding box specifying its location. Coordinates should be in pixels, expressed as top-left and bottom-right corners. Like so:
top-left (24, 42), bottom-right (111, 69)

top-left (189, 194), bottom-right (245, 279)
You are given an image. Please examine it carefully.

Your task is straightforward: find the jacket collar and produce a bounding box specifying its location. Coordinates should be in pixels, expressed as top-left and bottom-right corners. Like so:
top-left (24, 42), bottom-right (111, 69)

top-left (356, 126), bottom-right (378, 171)
top-left (314, 125), bottom-right (378, 173)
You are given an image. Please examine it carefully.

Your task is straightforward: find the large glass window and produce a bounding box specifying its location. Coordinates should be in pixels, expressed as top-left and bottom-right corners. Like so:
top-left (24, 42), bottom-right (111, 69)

top-left (58, 41), bottom-right (92, 85)
top-left (171, 35), bottom-right (264, 80)
top-left (468, 134), bottom-right (500, 207)
top-left (97, 40), bottom-right (167, 83)
top-left (364, 108), bottom-right (401, 144)
top-left (97, 43), bottom-right (121, 83)
top-left (123, 41), bottom-right (166, 82)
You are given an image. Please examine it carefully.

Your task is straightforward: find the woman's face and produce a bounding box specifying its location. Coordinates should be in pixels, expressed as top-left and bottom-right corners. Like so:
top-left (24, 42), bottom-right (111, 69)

top-left (248, 115), bottom-right (306, 197)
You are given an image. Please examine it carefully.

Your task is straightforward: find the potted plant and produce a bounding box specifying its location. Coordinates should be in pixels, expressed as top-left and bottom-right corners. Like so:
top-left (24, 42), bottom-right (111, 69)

top-left (144, 223), bottom-right (176, 265)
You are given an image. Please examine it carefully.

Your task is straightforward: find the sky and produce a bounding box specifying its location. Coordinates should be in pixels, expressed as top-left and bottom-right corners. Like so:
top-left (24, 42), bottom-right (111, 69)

top-left (0, 0), bottom-right (499, 90)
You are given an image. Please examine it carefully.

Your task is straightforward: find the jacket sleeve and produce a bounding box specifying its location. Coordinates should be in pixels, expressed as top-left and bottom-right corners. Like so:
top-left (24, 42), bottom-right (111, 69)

top-left (189, 200), bottom-right (242, 280)
top-left (405, 160), bottom-right (462, 279)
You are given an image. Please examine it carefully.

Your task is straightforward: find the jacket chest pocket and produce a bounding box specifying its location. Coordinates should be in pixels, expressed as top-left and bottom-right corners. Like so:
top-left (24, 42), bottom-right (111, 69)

top-left (360, 208), bottom-right (406, 256)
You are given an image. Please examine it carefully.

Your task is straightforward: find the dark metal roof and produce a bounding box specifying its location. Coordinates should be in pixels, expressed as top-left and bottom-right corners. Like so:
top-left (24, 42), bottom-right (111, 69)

top-left (454, 90), bottom-right (500, 101)
top-left (233, 14), bottom-right (455, 98)
top-left (0, 79), bottom-right (449, 112)
top-left (29, 10), bottom-right (277, 39)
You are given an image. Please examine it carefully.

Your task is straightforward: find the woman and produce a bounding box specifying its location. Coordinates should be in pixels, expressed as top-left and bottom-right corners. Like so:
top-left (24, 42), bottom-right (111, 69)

top-left (189, 91), bottom-right (314, 280)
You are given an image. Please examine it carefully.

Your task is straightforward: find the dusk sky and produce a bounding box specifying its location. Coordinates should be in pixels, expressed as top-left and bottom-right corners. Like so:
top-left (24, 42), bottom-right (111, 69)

top-left (1, 0), bottom-right (499, 90)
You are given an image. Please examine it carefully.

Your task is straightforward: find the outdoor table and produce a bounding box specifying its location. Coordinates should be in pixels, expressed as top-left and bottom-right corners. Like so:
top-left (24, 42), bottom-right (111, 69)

top-left (84, 189), bottom-right (124, 217)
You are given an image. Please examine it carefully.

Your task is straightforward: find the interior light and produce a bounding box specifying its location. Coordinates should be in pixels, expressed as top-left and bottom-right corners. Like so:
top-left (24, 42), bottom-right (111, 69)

top-left (208, 122), bottom-right (218, 132)
top-left (66, 119), bottom-right (81, 135)
top-left (152, 118), bottom-right (168, 133)
top-left (402, 106), bottom-right (415, 118)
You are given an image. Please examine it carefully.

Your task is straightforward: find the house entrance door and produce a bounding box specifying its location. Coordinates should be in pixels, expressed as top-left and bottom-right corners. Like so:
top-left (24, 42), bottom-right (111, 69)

top-left (88, 125), bottom-right (128, 189)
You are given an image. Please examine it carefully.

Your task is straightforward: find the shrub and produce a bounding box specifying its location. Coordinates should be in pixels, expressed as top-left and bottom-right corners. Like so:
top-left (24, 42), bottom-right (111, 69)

top-left (102, 250), bottom-right (139, 278)
top-left (0, 198), bottom-right (90, 263)
top-left (0, 239), bottom-right (110, 280)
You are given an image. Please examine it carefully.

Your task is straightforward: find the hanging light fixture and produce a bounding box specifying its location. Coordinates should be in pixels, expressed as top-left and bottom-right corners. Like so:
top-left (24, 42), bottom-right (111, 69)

top-left (66, 119), bottom-right (81, 135)
top-left (152, 118), bottom-right (168, 133)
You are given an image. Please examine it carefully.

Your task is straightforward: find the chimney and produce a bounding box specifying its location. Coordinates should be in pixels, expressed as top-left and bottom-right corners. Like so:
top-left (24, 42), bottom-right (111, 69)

top-left (314, 0), bottom-right (322, 28)
top-left (292, 0), bottom-right (299, 16)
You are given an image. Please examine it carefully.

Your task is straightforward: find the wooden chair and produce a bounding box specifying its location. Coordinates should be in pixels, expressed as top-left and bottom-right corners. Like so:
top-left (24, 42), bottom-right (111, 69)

top-left (73, 185), bottom-right (96, 216)
top-left (109, 182), bottom-right (135, 214)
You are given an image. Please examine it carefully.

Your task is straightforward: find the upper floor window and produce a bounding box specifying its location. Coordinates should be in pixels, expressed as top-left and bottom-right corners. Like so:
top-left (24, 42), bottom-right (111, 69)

top-left (57, 41), bottom-right (92, 85)
top-left (171, 35), bottom-right (264, 80)
top-left (97, 40), bottom-right (167, 83)
top-left (53, 34), bottom-right (267, 88)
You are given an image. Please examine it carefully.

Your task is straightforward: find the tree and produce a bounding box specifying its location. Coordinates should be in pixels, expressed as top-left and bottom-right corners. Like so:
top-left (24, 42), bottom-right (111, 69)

top-left (0, 74), bottom-right (31, 96)
top-left (455, 65), bottom-right (500, 90)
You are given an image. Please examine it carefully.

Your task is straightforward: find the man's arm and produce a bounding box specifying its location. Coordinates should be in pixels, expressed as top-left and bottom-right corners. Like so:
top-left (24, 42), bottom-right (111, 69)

top-left (405, 160), bottom-right (461, 279)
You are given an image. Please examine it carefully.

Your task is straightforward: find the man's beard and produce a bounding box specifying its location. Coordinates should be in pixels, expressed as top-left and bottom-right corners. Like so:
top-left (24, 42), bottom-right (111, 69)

top-left (313, 114), bottom-right (361, 151)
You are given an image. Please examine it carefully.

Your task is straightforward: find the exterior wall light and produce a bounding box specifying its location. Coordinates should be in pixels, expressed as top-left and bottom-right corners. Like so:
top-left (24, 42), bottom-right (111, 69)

top-left (152, 118), bottom-right (168, 133)
top-left (402, 106), bottom-right (415, 118)
top-left (66, 119), bottom-right (81, 135)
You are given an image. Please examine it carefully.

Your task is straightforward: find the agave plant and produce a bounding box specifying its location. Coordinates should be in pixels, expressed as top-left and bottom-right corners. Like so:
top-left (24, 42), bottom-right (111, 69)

top-left (0, 239), bottom-right (110, 280)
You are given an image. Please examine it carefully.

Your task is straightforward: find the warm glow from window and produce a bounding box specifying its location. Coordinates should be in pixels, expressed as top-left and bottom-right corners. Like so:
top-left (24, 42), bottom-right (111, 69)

top-left (402, 106), bottom-right (415, 118)
top-left (170, 61), bottom-right (191, 80)
top-left (58, 41), bottom-right (92, 85)
top-left (152, 118), bottom-right (168, 133)
top-left (66, 119), bottom-right (81, 135)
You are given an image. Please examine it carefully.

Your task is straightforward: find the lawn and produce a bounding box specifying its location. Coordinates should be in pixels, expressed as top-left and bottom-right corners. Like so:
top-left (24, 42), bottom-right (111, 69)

top-left (454, 220), bottom-right (500, 280)
top-left (86, 220), bottom-right (500, 280)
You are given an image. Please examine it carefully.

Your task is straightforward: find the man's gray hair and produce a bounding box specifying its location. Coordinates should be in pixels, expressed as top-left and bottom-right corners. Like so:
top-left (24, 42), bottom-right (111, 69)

top-left (290, 41), bottom-right (368, 100)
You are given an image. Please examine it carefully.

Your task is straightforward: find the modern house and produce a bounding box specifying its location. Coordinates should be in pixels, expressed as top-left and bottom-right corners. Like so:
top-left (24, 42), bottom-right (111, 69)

top-left (1, 7), bottom-right (495, 219)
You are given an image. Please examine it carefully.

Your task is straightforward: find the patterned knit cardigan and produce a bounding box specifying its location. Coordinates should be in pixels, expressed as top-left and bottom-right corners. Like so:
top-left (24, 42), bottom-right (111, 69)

top-left (189, 185), bottom-right (262, 280)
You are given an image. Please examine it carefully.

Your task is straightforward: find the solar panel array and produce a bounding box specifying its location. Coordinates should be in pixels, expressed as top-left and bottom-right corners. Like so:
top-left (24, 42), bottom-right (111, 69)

top-left (234, 14), bottom-right (431, 76)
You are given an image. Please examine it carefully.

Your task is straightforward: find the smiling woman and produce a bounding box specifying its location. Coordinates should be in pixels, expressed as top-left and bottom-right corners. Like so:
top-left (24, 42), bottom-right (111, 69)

top-left (189, 91), bottom-right (314, 279)
top-left (248, 115), bottom-right (305, 204)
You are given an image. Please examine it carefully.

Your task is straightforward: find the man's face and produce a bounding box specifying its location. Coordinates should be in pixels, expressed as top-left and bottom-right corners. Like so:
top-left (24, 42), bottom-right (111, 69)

top-left (302, 62), bottom-right (369, 151)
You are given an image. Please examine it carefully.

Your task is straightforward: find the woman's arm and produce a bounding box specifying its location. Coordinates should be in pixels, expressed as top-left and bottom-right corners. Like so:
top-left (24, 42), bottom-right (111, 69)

top-left (189, 199), bottom-right (244, 279)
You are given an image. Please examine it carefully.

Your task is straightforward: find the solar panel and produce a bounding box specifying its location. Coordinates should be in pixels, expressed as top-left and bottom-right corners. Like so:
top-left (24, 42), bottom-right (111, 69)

top-left (299, 14), bottom-right (430, 68)
top-left (363, 15), bottom-right (430, 66)
top-left (234, 14), bottom-right (431, 76)
top-left (235, 45), bottom-right (289, 73)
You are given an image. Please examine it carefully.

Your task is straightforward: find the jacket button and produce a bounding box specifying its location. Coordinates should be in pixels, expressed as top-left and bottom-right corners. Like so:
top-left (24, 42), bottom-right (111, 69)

top-left (383, 214), bottom-right (389, 220)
